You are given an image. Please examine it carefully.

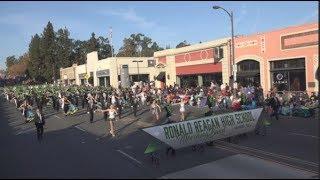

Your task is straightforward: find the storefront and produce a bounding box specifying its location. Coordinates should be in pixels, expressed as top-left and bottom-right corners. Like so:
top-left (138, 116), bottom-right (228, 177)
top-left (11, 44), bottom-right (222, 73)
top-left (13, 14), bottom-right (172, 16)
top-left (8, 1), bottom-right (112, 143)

top-left (270, 58), bottom-right (306, 91)
top-left (130, 74), bottom-right (150, 83)
top-left (234, 22), bottom-right (318, 94)
top-left (154, 38), bottom-right (229, 88)
top-left (236, 60), bottom-right (260, 87)
top-left (96, 69), bottom-right (110, 87)
top-left (179, 73), bottom-right (222, 88)
top-left (78, 73), bottom-right (86, 85)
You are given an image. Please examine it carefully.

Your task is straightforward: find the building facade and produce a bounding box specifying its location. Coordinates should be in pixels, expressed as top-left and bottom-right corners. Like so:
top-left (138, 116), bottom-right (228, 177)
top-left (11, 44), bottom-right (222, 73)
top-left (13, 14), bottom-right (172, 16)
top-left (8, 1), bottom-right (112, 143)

top-left (60, 22), bottom-right (319, 93)
top-left (60, 64), bottom-right (77, 85)
top-left (60, 51), bottom-right (157, 88)
top-left (234, 22), bottom-right (318, 93)
top-left (154, 38), bottom-right (231, 88)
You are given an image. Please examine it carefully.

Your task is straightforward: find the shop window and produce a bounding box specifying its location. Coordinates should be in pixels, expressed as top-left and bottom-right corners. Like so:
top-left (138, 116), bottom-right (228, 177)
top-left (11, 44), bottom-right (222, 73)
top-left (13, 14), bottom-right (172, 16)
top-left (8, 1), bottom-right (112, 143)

top-left (99, 77), bottom-right (106, 87)
top-left (270, 58), bottom-right (305, 70)
top-left (237, 60), bottom-right (259, 72)
top-left (80, 79), bottom-right (85, 85)
top-left (270, 58), bottom-right (306, 91)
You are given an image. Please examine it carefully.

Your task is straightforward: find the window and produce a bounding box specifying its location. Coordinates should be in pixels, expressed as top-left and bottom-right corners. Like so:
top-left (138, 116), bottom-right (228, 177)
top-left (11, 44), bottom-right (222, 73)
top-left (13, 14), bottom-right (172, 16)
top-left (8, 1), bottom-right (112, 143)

top-left (214, 47), bottom-right (224, 59)
top-left (270, 58), bottom-right (306, 91)
top-left (80, 79), bottom-right (85, 85)
top-left (99, 77), bottom-right (105, 87)
top-left (237, 60), bottom-right (259, 72)
top-left (270, 58), bottom-right (305, 70)
top-left (148, 60), bottom-right (156, 67)
top-left (219, 47), bottom-right (224, 58)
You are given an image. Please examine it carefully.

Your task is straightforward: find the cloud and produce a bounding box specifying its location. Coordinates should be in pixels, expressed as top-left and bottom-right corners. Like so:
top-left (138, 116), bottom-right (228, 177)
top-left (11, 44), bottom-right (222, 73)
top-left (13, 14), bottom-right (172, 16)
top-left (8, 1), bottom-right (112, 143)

top-left (100, 8), bottom-right (156, 29)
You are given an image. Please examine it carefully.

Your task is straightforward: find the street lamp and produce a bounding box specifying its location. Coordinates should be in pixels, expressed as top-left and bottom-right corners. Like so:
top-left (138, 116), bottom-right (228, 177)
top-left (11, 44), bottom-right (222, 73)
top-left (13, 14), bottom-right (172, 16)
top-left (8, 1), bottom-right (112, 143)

top-left (133, 60), bottom-right (143, 82)
top-left (212, 5), bottom-right (236, 86)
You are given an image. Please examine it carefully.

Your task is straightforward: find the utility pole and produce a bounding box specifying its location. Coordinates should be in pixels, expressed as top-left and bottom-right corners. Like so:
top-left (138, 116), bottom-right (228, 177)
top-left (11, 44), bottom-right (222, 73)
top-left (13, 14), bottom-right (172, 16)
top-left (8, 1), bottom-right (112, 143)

top-left (212, 5), bottom-right (236, 86)
top-left (109, 27), bottom-right (114, 57)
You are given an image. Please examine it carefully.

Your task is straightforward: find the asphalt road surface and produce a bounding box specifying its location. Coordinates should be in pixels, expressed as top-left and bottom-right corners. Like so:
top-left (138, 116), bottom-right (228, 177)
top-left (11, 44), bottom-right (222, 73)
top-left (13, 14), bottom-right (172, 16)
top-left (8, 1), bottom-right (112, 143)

top-left (0, 96), bottom-right (318, 178)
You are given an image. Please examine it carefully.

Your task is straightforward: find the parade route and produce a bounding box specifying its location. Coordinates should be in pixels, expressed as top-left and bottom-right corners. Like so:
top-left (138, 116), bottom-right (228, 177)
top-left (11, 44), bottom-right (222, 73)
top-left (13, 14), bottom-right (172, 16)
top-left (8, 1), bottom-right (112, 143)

top-left (0, 96), bottom-right (318, 178)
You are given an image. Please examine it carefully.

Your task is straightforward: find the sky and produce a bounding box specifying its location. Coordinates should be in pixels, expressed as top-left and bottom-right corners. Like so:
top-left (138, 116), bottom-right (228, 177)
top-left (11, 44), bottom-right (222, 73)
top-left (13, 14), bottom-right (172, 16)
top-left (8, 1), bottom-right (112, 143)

top-left (0, 1), bottom-right (318, 69)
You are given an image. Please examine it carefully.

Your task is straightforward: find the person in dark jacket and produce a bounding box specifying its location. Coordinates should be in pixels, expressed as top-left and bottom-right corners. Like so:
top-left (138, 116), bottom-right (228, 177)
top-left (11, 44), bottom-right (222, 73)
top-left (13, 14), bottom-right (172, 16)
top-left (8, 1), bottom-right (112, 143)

top-left (82, 92), bottom-right (87, 109)
top-left (34, 108), bottom-right (45, 142)
top-left (268, 92), bottom-right (280, 120)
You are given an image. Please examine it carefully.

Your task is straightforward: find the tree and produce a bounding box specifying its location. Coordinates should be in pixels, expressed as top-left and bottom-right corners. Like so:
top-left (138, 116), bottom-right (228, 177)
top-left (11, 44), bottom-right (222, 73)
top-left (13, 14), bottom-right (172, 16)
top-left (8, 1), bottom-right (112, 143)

top-left (87, 32), bottom-right (99, 53)
top-left (97, 36), bottom-right (112, 59)
top-left (56, 27), bottom-right (73, 68)
top-left (7, 53), bottom-right (29, 77)
top-left (70, 40), bottom-right (87, 65)
top-left (5, 56), bottom-right (18, 70)
top-left (117, 33), bottom-right (164, 57)
top-left (176, 40), bottom-right (190, 48)
top-left (39, 21), bottom-right (57, 82)
top-left (117, 34), bottom-right (138, 57)
top-left (28, 34), bottom-right (43, 79)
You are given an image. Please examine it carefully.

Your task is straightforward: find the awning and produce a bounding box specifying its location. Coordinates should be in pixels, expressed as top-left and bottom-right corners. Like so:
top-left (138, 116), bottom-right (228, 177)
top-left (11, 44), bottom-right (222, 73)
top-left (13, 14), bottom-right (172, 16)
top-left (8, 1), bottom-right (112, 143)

top-left (156, 72), bottom-right (165, 81)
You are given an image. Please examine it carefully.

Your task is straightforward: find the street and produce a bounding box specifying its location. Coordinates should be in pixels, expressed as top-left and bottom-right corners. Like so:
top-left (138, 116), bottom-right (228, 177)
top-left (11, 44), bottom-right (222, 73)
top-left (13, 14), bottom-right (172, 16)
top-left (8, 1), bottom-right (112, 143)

top-left (0, 96), bottom-right (318, 178)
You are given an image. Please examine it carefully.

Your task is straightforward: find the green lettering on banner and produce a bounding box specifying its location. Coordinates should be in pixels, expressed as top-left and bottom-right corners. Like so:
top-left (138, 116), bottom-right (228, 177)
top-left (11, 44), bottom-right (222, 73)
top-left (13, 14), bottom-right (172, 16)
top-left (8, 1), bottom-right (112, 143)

top-left (198, 120), bottom-right (204, 132)
top-left (169, 126), bottom-right (175, 139)
top-left (179, 124), bottom-right (185, 136)
top-left (214, 118), bottom-right (220, 129)
top-left (164, 127), bottom-right (170, 139)
top-left (202, 119), bottom-right (208, 132)
top-left (187, 122), bottom-right (193, 134)
top-left (220, 116), bottom-right (227, 127)
top-left (235, 113), bottom-right (241, 124)
top-left (206, 119), bottom-right (212, 131)
top-left (194, 121), bottom-right (200, 133)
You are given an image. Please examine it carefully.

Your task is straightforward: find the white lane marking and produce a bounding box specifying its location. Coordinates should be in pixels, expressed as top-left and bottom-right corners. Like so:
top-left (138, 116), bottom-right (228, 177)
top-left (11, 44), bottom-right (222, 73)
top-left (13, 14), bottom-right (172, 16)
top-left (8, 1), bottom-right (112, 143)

top-left (75, 125), bottom-right (86, 132)
top-left (215, 145), bottom-right (319, 175)
top-left (9, 121), bottom-right (22, 125)
top-left (54, 115), bottom-right (63, 120)
top-left (116, 149), bottom-right (142, 165)
top-left (217, 140), bottom-right (319, 167)
top-left (15, 127), bottom-right (36, 135)
top-left (289, 133), bottom-right (319, 139)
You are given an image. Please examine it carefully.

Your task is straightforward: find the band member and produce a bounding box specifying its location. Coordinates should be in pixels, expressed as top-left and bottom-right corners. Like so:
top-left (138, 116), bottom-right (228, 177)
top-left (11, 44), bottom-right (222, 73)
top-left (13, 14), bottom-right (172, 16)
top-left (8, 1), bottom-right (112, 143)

top-left (151, 100), bottom-right (162, 121)
top-left (34, 108), bottom-right (45, 142)
top-left (99, 105), bottom-right (118, 137)
top-left (179, 99), bottom-right (186, 121)
top-left (63, 96), bottom-right (71, 115)
top-left (88, 95), bottom-right (95, 123)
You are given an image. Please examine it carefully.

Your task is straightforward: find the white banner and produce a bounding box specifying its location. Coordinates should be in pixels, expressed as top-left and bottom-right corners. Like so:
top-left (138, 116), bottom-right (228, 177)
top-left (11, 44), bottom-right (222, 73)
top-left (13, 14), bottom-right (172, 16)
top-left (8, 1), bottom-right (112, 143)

top-left (143, 108), bottom-right (263, 149)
